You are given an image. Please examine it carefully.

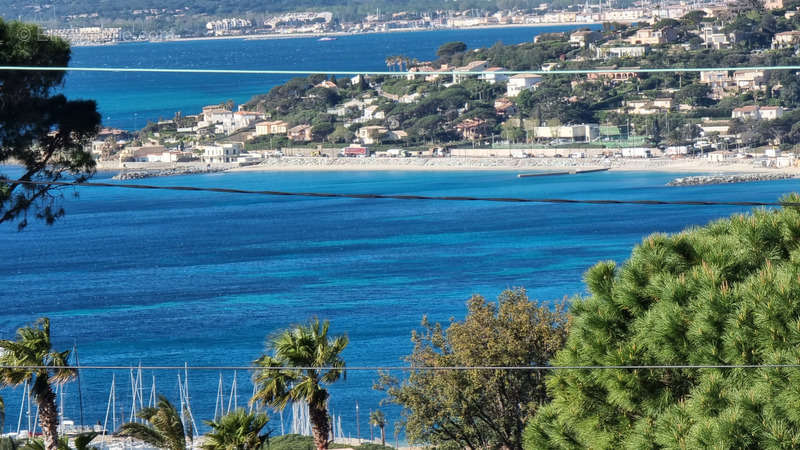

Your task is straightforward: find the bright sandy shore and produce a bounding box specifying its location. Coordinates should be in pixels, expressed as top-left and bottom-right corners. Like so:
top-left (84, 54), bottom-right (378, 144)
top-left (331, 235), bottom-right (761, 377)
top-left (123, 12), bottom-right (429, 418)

top-left (96, 157), bottom-right (800, 175)
top-left (222, 157), bottom-right (800, 175)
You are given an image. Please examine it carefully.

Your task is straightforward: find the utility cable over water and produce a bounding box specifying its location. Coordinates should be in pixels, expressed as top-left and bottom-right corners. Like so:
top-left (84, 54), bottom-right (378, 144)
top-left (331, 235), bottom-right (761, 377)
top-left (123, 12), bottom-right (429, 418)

top-left (5, 179), bottom-right (800, 207)
top-left (2, 65), bottom-right (800, 75)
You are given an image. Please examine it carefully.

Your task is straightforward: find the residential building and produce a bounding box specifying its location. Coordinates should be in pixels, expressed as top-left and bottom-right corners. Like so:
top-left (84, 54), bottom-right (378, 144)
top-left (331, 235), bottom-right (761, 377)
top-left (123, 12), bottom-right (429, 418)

top-left (732, 105), bottom-right (761, 120)
top-left (254, 120), bottom-right (289, 136)
top-left (453, 60), bottom-right (488, 83)
top-left (357, 125), bottom-right (388, 144)
top-left (595, 46), bottom-right (646, 59)
top-left (698, 26), bottom-right (732, 49)
top-left (625, 98), bottom-right (672, 115)
top-left (731, 105), bottom-right (783, 120)
top-left (456, 118), bottom-right (489, 140)
top-left (507, 74), bottom-right (543, 97)
top-left (627, 27), bottom-right (677, 45)
top-left (128, 145), bottom-right (167, 162)
top-left (480, 67), bottom-right (510, 84)
top-left (732, 70), bottom-right (766, 91)
top-left (530, 124), bottom-right (600, 142)
top-left (494, 97), bottom-right (518, 116)
top-left (569, 30), bottom-right (603, 47)
top-left (202, 142), bottom-right (242, 163)
top-left (586, 66), bottom-right (640, 82)
top-left (288, 124), bottom-right (313, 142)
top-left (765, 0), bottom-right (784, 9)
top-left (759, 106), bottom-right (784, 120)
top-left (315, 80), bottom-right (339, 90)
top-left (772, 31), bottom-right (800, 48)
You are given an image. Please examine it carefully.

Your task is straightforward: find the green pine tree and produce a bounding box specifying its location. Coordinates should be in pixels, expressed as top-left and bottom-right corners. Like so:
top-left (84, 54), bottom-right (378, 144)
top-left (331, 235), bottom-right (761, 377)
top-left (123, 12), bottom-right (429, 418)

top-left (525, 194), bottom-right (800, 449)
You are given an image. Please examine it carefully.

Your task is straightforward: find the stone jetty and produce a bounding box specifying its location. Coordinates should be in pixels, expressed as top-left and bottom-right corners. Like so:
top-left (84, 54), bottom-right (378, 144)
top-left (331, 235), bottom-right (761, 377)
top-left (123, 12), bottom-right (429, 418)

top-left (667, 173), bottom-right (797, 186)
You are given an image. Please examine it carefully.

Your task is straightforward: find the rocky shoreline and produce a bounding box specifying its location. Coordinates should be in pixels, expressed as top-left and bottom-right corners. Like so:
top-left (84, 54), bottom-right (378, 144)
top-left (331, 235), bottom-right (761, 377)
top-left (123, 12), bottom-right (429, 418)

top-left (667, 173), bottom-right (797, 186)
top-left (111, 166), bottom-right (231, 180)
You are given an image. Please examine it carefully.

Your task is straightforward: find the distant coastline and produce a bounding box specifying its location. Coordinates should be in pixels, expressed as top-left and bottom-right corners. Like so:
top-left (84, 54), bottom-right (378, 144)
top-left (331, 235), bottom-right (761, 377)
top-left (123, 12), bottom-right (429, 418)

top-left (83, 22), bottom-right (601, 46)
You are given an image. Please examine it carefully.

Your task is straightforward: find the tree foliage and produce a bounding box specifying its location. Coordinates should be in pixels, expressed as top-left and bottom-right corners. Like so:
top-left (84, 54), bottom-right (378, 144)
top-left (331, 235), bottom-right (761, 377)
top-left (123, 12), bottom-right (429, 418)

top-left (526, 195), bottom-right (800, 449)
top-left (0, 19), bottom-right (101, 229)
top-left (118, 395), bottom-right (186, 450)
top-left (251, 319), bottom-right (347, 450)
top-left (0, 318), bottom-right (75, 450)
top-left (378, 289), bottom-right (570, 450)
top-left (202, 408), bottom-right (270, 450)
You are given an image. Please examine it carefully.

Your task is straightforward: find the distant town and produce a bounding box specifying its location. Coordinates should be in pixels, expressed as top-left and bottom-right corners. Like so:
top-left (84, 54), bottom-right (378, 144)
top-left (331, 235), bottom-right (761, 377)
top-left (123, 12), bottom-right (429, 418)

top-left (45, 0), bottom-right (740, 45)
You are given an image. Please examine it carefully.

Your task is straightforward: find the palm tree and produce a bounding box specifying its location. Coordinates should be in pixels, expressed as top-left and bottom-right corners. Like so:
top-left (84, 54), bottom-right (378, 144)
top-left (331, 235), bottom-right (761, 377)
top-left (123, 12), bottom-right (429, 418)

top-left (202, 408), bottom-right (269, 450)
top-left (368, 410), bottom-right (386, 446)
top-left (251, 319), bottom-right (348, 450)
top-left (0, 318), bottom-right (75, 450)
top-left (73, 432), bottom-right (99, 450)
top-left (117, 395), bottom-right (186, 450)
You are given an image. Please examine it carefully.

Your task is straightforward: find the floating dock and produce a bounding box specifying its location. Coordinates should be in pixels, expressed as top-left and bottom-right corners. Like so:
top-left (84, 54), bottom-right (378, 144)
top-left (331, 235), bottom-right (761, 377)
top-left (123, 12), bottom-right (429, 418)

top-left (517, 167), bottom-right (610, 178)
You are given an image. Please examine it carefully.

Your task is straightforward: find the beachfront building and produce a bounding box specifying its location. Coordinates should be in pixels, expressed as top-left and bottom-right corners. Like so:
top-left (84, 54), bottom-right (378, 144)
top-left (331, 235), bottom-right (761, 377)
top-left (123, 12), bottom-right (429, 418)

top-left (530, 124), bottom-right (600, 142)
top-left (456, 118), bottom-right (489, 141)
top-left (507, 74), bottom-right (543, 97)
top-left (202, 142), bottom-right (243, 164)
top-left (288, 124), bottom-right (313, 142)
top-left (128, 145), bottom-right (167, 162)
top-left (357, 125), bottom-right (388, 144)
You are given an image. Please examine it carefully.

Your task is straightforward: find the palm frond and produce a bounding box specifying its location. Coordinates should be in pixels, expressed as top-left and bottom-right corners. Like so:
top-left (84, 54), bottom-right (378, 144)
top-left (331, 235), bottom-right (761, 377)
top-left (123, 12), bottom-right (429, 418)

top-left (117, 423), bottom-right (166, 448)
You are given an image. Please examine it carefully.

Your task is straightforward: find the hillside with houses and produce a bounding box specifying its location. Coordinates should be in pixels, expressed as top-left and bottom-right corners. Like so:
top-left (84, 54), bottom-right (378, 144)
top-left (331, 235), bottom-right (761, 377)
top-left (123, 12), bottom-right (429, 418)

top-left (92, 1), bottom-right (800, 169)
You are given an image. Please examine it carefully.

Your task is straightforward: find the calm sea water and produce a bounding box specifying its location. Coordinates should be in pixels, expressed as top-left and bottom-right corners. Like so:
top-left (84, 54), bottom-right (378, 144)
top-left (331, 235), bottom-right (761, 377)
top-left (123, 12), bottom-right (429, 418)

top-left (0, 168), bottom-right (798, 437)
top-left (5, 25), bottom-right (791, 440)
top-left (63, 25), bottom-right (599, 130)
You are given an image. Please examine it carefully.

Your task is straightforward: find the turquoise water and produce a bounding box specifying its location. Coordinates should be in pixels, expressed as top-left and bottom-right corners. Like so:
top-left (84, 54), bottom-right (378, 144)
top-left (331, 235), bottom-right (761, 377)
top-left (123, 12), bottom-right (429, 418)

top-left (0, 169), bottom-right (798, 436)
top-left (63, 25), bottom-right (599, 129)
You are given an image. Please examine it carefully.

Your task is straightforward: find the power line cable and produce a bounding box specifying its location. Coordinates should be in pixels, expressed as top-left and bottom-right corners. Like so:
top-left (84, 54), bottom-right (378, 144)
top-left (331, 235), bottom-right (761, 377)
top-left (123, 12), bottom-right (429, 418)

top-left (0, 65), bottom-right (799, 75)
top-left (5, 179), bottom-right (800, 207)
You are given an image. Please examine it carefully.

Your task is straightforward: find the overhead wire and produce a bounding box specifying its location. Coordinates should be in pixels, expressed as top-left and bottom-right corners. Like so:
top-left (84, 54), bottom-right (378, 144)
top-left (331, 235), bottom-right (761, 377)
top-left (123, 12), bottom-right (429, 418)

top-left (0, 65), bottom-right (800, 75)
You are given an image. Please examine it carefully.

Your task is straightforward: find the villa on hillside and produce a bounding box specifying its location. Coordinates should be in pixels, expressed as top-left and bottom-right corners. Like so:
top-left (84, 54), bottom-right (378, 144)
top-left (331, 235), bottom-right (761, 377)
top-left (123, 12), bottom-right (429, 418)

top-left (456, 118), bottom-right (489, 140)
top-left (732, 105), bottom-right (784, 120)
top-left (627, 27), bottom-right (677, 45)
top-left (507, 74), bottom-right (543, 97)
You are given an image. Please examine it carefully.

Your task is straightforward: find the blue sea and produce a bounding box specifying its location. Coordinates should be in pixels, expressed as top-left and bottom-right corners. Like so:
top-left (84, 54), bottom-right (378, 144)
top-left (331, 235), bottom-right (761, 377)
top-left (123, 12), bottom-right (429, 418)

top-left (63, 25), bottom-right (600, 130)
top-left (3, 25), bottom-right (796, 441)
top-left (1, 168), bottom-right (798, 438)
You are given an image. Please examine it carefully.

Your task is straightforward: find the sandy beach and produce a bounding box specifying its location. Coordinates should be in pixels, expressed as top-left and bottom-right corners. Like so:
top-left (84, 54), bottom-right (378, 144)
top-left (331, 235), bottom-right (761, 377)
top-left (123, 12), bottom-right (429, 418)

top-left (225, 156), bottom-right (800, 174)
top-left (97, 157), bottom-right (800, 175)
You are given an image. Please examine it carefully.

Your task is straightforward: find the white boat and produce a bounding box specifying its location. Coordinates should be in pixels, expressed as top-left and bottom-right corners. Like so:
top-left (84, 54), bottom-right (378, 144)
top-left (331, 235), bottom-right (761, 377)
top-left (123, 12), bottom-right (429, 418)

top-left (318, 37), bottom-right (337, 41)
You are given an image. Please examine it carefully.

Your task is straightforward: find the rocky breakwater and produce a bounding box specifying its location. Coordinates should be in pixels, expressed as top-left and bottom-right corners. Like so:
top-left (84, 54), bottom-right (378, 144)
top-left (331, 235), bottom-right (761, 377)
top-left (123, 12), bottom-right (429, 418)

top-left (112, 165), bottom-right (229, 180)
top-left (667, 173), bottom-right (797, 186)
